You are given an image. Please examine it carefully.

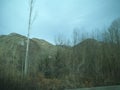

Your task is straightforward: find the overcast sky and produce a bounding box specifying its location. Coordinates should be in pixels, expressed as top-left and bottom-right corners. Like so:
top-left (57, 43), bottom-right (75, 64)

top-left (0, 0), bottom-right (120, 43)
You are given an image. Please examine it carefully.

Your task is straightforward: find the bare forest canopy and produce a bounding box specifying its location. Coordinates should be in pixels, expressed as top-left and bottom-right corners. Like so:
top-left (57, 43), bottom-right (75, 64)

top-left (0, 18), bottom-right (120, 90)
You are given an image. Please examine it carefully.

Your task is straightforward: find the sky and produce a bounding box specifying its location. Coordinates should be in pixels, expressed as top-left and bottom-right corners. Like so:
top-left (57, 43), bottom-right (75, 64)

top-left (0, 0), bottom-right (120, 44)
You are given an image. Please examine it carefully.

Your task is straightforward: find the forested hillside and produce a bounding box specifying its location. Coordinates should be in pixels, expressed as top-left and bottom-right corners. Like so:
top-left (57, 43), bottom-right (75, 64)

top-left (0, 18), bottom-right (120, 90)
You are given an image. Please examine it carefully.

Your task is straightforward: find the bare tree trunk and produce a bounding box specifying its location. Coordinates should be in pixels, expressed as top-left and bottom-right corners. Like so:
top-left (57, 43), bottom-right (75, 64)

top-left (24, 0), bottom-right (34, 76)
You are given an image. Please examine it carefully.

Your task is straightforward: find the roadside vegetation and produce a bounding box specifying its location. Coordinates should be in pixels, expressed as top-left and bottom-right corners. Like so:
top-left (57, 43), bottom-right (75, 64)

top-left (0, 18), bottom-right (120, 90)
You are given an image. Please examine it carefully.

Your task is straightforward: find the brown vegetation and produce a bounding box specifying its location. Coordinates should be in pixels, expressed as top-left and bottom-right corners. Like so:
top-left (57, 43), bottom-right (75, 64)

top-left (0, 18), bottom-right (120, 89)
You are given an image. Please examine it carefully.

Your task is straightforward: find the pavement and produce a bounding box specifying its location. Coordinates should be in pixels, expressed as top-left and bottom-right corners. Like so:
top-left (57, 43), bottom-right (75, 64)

top-left (65, 85), bottom-right (120, 90)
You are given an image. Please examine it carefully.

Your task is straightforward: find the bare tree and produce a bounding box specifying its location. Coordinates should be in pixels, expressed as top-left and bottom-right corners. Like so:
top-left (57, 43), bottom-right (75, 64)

top-left (24, 0), bottom-right (36, 76)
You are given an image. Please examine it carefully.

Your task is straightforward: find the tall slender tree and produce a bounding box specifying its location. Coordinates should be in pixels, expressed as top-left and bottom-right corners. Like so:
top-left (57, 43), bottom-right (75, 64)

top-left (24, 0), bottom-right (35, 76)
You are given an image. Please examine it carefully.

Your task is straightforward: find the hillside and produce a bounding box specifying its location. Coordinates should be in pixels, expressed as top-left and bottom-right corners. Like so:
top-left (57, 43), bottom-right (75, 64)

top-left (0, 33), bottom-right (120, 90)
top-left (0, 33), bottom-right (57, 74)
top-left (32, 38), bottom-right (57, 57)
